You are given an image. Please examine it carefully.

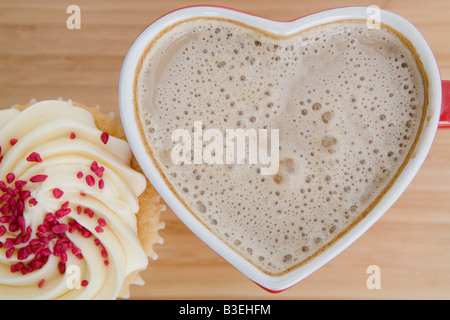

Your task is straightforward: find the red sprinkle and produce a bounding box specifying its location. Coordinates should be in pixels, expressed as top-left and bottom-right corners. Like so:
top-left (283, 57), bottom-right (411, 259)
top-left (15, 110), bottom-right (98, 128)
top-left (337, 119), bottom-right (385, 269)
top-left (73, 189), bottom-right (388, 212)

top-left (17, 247), bottom-right (30, 260)
top-left (45, 213), bottom-right (55, 224)
top-left (1, 203), bottom-right (11, 215)
top-left (98, 218), bottom-right (106, 227)
top-left (26, 152), bottom-right (42, 163)
top-left (85, 175), bottom-right (95, 187)
top-left (6, 247), bottom-right (14, 258)
top-left (15, 180), bottom-right (27, 189)
top-left (58, 261), bottom-right (66, 274)
top-left (4, 238), bottom-right (13, 249)
top-left (81, 229), bottom-right (92, 238)
top-left (19, 190), bottom-right (31, 200)
top-left (70, 132), bottom-right (76, 139)
top-left (90, 161), bottom-right (105, 178)
top-left (38, 279), bottom-right (45, 288)
top-left (100, 132), bottom-right (109, 144)
top-left (6, 173), bottom-right (15, 184)
top-left (81, 280), bottom-right (89, 287)
top-left (60, 252), bottom-right (68, 263)
top-left (55, 208), bottom-right (71, 219)
top-left (84, 208), bottom-right (94, 218)
top-left (10, 139), bottom-right (18, 146)
top-left (76, 171), bottom-right (83, 179)
top-left (61, 201), bottom-right (70, 210)
top-left (11, 262), bottom-right (24, 273)
top-left (98, 179), bottom-right (104, 190)
top-left (52, 188), bottom-right (64, 199)
top-left (0, 216), bottom-right (9, 223)
top-left (90, 161), bottom-right (99, 172)
top-left (30, 175), bottom-right (48, 183)
top-left (51, 224), bottom-right (67, 234)
top-left (95, 226), bottom-right (104, 233)
top-left (29, 198), bottom-right (38, 206)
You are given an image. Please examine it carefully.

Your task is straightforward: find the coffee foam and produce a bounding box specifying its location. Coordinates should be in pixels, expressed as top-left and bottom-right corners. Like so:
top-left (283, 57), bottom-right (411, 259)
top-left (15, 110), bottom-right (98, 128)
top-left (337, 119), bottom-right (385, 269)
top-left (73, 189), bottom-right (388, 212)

top-left (135, 18), bottom-right (426, 275)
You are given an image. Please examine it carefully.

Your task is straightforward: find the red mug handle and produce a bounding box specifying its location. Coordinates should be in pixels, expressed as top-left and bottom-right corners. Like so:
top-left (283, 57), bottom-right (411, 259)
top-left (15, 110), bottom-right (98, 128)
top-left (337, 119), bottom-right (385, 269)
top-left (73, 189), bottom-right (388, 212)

top-left (440, 80), bottom-right (450, 128)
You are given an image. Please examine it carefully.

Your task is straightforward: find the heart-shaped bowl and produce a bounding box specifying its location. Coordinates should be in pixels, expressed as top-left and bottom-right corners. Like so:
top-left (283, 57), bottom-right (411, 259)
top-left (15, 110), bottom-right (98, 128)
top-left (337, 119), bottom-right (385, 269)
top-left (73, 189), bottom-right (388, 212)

top-left (119, 6), bottom-right (441, 292)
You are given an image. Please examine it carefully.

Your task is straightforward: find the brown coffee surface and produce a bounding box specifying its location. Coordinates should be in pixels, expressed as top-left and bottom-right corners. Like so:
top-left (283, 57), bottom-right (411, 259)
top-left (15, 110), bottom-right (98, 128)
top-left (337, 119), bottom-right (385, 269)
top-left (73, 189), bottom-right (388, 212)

top-left (135, 18), bottom-right (425, 275)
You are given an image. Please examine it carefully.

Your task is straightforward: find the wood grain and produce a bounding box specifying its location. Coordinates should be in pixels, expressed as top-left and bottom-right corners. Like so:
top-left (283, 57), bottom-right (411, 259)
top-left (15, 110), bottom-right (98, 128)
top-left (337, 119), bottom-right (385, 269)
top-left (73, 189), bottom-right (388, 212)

top-left (1, 0), bottom-right (449, 300)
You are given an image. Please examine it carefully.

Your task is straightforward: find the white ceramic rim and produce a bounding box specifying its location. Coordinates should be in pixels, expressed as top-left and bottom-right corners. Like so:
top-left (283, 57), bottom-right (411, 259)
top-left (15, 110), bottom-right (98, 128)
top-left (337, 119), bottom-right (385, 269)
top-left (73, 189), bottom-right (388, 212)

top-left (119, 6), bottom-right (441, 292)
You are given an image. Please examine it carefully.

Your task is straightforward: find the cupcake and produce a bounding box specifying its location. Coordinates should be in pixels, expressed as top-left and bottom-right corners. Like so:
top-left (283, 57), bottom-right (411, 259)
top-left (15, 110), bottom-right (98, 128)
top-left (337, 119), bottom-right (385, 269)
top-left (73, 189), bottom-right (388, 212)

top-left (0, 99), bottom-right (164, 299)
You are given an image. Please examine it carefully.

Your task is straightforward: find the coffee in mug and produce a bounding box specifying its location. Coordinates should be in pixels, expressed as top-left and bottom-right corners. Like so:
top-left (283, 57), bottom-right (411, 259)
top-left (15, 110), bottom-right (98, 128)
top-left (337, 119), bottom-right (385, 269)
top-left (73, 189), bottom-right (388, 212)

top-left (133, 17), bottom-right (427, 275)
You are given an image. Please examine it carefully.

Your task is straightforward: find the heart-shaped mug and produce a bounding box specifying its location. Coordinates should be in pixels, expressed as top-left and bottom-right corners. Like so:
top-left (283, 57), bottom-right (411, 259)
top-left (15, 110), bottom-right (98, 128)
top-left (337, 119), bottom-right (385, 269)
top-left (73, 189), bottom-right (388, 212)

top-left (119, 6), bottom-right (449, 292)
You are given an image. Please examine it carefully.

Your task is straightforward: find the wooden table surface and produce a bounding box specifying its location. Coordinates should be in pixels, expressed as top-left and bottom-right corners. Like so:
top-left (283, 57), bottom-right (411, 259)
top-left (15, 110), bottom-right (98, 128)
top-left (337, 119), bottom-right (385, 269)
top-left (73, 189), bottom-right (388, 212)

top-left (1, 0), bottom-right (450, 300)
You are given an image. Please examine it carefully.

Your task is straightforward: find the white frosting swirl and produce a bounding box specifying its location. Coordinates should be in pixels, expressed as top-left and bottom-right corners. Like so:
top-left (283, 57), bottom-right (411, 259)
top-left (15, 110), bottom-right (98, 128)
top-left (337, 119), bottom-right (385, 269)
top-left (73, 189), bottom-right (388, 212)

top-left (0, 100), bottom-right (148, 299)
